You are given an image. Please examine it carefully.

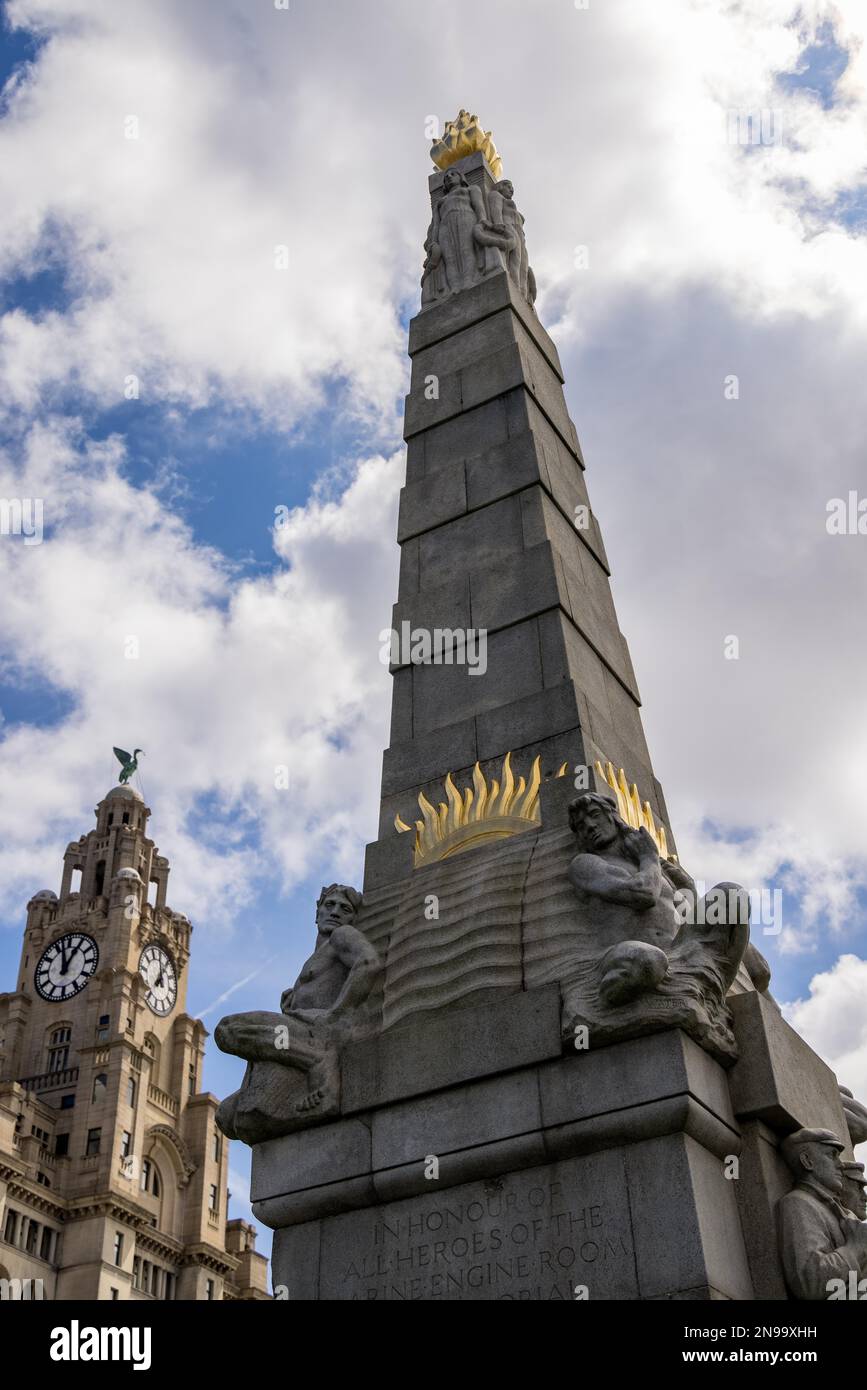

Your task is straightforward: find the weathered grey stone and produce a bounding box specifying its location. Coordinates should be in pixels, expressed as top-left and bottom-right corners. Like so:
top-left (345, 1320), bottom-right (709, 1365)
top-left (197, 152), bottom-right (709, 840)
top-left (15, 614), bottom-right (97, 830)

top-left (538, 1029), bottom-right (737, 1133)
top-left (409, 268), bottom-right (561, 377)
top-left (408, 623), bottom-right (544, 737)
top-left (468, 541), bottom-right (565, 633)
top-left (625, 1133), bottom-right (753, 1300)
top-left (371, 1068), bottom-right (541, 1171)
top-left (362, 829), bottom-right (415, 895)
top-left (463, 431), bottom-right (547, 511)
top-left (390, 579), bottom-right (472, 655)
top-left (729, 991), bottom-right (852, 1140)
top-left (314, 1152), bottom-right (640, 1301)
top-left (380, 717), bottom-right (478, 797)
top-left (474, 681), bottom-right (584, 761)
top-left (730, 1119), bottom-right (790, 1300)
top-left (408, 398), bottom-right (510, 479)
top-left (342, 984), bottom-right (561, 1113)
top-left (250, 1115), bottom-right (372, 1204)
top-left (271, 1222), bottom-right (321, 1300)
top-left (397, 464), bottom-right (467, 544)
top-left (410, 306), bottom-right (533, 387)
top-left (417, 493), bottom-right (525, 587)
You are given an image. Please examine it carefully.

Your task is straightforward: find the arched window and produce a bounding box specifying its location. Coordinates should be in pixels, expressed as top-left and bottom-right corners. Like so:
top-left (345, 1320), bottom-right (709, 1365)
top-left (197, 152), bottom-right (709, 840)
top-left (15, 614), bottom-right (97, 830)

top-left (92, 1072), bottom-right (108, 1102)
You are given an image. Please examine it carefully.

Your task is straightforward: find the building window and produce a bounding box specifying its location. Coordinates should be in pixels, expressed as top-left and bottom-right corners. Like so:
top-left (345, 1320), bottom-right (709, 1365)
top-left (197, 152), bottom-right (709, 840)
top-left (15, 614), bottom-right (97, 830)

top-left (40, 1227), bottom-right (54, 1261)
top-left (86, 1127), bottom-right (101, 1156)
top-left (139, 1159), bottom-right (161, 1197)
top-left (99, 1014), bottom-right (110, 1026)
top-left (48, 1042), bottom-right (69, 1071)
top-left (127, 1076), bottom-right (137, 1106)
top-left (94, 860), bottom-right (106, 897)
top-left (212, 1132), bottom-right (221, 1163)
top-left (208, 1184), bottom-right (218, 1214)
top-left (92, 1072), bottom-right (108, 1102)
top-left (60, 1094), bottom-right (75, 1110)
top-left (36, 1172), bottom-right (51, 1188)
top-left (3, 1209), bottom-right (17, 1245)
top-left (122, 812), bottom-right (130, 825)
top-left (132, 1256), bottom-right (141, 1290)
top-left (55, 1133), bottom-right (69, 1157)
top-left (96, 1025), bottom-right (109, 1042)
top-left (25, 1221), bottom-right (39, 1254)
top-left (110, 1288), bottom-right (119, 1300)
top-left (205, 1279), bottom-right (214, 1301)
top-left (113, 1232), bottom-right (124, 1266)
top-left (120, 1131), bottom-right (132, 1160)
top-left (31, 1124), bottom-right (49, 1144)
top-left (51, 1026), bottom-right (71, 1045)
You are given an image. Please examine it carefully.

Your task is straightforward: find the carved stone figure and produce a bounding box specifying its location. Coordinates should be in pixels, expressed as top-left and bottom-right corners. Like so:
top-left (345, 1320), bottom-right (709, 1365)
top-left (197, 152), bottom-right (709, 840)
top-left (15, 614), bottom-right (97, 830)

top-left (841, 1161), bottom-right (867, 1221)
top-left (562, 793), bottom-right (751, 1061)
top-left (420, 228), bottom-right (445, 306)
top-left (430, 169), bottom-right (488, 294)
top-left (776, 1128), bottom-right (867, 1300)
top-left (421, 166), bottom-right (537, 308)
top-left (473, 178), bottom-right (535, 303)
top-left (839, 1085), bottom-right (867, 1146)
top-left (215, 885), bottom-right (380, 1142)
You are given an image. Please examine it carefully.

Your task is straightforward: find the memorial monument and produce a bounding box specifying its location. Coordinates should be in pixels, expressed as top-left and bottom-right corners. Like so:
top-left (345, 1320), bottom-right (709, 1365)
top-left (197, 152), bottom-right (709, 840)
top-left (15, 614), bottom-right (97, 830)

top-left (217, 111), bottom-right (866, 1300)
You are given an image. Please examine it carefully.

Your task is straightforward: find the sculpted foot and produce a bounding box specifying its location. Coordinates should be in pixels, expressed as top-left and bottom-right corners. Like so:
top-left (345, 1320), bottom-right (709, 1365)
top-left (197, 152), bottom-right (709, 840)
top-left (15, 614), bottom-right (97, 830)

top-left (296, 1087), bottom-right (324, 1113)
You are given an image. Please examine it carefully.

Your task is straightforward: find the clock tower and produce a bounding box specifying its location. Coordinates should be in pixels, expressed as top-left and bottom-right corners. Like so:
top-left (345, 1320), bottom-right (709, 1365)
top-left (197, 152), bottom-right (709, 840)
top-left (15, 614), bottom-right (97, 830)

top-left (0, 783), bottom-right (268, 1300)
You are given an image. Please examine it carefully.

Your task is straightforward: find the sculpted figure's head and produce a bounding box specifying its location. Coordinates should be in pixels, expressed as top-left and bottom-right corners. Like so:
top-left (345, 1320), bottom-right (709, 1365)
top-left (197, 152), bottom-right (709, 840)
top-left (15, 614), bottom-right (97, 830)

top-left (841, 1162), bottom-right (867, 1220)
top-left (568, 793), bottom-right (623, 854)
top-left (442, 169), bottom-right (468, 192)
top-left (598, 940), bottom-right (669, 1007)
top-left (316, 884), bottom-right (361, 936)
top-left (495, 179), bottom-right (514, 199)
top-left (779, 1128), bottom-right (845, 1195)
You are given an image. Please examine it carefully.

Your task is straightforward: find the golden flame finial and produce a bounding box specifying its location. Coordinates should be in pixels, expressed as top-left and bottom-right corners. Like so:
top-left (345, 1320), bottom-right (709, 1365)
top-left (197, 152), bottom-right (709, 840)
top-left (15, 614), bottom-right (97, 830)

top-left (430, 109), bottom-right (503, 180)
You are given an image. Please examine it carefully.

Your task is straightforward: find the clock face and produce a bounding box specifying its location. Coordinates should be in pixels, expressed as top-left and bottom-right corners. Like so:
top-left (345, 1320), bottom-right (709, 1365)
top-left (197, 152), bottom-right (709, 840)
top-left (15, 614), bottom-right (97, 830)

top-left (34, 933), bottom-right (99, 1002)
top-left (139, 944), bottom-right (177, 1017)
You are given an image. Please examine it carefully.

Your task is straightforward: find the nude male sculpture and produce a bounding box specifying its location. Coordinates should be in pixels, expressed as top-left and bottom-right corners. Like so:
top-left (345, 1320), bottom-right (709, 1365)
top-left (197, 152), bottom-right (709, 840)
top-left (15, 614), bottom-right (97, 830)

top-left (215, 884), bottom-right (380, 1140)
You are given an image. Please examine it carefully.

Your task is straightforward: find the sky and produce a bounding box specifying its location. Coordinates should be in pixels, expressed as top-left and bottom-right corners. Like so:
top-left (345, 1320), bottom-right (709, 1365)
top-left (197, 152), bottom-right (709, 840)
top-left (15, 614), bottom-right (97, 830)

top-left (0, 0), bottom-right (867, 1273)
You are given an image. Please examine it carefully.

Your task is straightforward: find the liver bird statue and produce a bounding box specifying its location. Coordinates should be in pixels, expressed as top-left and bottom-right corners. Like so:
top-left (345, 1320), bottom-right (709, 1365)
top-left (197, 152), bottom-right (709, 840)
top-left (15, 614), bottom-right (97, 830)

top-left (113, 746), bottom-right (143, 785)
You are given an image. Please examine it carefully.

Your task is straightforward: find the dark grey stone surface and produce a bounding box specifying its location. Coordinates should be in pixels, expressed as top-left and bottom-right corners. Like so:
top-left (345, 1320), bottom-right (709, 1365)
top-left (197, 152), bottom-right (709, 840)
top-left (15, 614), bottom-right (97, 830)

top-left (258, 1022), bottom-right (755, 1300)
top-left (342, 983), bottom-right (562, 1113)
top-left (729, 991), bottom-right (851, 1144)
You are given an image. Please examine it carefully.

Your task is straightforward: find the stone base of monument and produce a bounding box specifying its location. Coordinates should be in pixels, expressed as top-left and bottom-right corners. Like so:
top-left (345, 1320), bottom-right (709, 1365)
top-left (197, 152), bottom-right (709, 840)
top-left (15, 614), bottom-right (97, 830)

top-left (251, 984), bottom-right (823, 1301)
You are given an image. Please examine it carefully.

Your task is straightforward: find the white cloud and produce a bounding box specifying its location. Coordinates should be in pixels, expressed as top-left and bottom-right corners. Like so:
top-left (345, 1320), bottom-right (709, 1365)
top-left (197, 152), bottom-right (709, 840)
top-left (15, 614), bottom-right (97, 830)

top-left (0, 415), bottom-right (401, 924)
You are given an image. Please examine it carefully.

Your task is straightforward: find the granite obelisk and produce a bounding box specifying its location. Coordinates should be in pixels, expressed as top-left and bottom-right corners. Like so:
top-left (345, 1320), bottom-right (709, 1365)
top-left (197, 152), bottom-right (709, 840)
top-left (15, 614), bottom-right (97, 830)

top-left (222, 113), bottom-right (864, 1303)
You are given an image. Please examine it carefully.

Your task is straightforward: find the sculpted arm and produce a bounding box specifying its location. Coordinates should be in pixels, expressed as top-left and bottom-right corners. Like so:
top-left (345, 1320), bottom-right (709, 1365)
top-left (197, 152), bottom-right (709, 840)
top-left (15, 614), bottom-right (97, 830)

top-left (327, 926), bottom-right (380, 1015)
top-left (569, 829), bottom-right (663, 911)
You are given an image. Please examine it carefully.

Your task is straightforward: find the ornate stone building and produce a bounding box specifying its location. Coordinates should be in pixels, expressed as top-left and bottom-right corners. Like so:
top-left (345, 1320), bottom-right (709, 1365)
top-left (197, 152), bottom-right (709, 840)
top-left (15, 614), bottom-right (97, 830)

top-left (0, 783), bottom-right (268, 1300)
